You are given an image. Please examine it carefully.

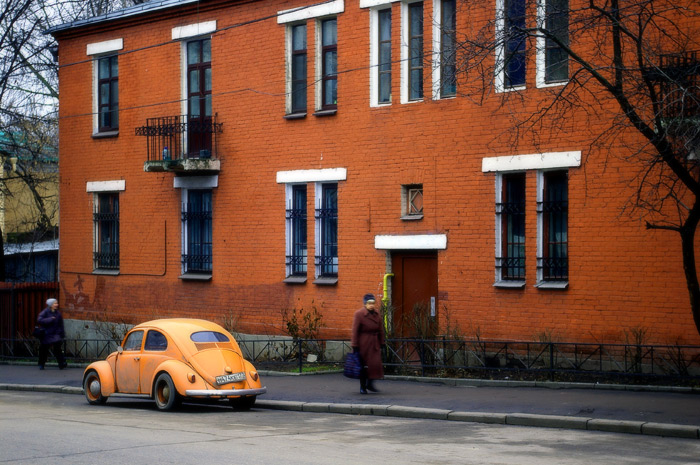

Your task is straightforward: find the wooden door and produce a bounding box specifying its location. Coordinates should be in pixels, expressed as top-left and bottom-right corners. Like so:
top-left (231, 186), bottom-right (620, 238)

top-left (391, 252), bottom-right (438, 338)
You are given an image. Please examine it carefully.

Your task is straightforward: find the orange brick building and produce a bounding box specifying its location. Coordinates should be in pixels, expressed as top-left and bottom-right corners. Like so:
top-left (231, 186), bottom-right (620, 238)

top-left (48, 0), bottom-right (700, 344)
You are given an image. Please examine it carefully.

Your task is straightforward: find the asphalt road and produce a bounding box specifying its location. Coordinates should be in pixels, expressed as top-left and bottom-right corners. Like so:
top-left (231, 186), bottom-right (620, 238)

top-left (2, 364), bottom-right (700, 428)
top-left (2, 390), bottom-right (700, 465)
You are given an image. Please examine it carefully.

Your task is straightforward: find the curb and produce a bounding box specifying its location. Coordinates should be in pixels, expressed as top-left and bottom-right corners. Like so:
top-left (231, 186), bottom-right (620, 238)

top-left (2, 383), bottom-right (699, 439)
top-left (385, 375), bottom-right (700, 393)
top-left (254, 399), bottom-right (700, 440)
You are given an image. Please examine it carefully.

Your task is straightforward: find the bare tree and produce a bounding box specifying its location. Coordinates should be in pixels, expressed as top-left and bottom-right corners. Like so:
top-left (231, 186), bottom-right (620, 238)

top-left (0, 0), bottom-right (148, 280)
top-left (444, 0), bottom-right (700, 333)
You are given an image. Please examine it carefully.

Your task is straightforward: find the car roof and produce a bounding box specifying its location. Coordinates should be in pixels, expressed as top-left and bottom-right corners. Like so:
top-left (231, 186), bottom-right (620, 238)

top-left (134, 318), bottom-right (229, 337)
top-left (131, 318), bottom-right (239, 356)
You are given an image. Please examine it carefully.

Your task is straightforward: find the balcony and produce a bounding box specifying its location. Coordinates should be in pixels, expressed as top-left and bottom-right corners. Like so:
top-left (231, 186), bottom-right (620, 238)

top-left (644, 51), bottom-right (700, 120)
top-left (136, 114), bottom-right (223, 173)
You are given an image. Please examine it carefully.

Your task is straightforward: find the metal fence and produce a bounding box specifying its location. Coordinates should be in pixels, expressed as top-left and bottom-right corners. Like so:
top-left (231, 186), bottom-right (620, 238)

top-left (2, 336), bottom-right (699, 384)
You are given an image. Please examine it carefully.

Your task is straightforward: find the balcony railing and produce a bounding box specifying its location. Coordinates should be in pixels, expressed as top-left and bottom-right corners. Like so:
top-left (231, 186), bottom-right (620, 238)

top-left (136, 114), bottom-right (223, 172)
top-left (644, 51), bottom-right (700, 119)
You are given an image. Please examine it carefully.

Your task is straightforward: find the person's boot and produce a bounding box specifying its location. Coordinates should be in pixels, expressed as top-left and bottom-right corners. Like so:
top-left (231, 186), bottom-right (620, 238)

top-left (360, 378), bottom-right (368, 394)
top-left (367, 380), bottom-right (379, 392)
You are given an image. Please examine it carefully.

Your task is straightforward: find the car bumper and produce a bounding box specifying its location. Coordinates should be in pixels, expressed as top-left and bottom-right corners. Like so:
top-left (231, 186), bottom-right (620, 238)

top-left (185, 386), bottom-right (267, 397)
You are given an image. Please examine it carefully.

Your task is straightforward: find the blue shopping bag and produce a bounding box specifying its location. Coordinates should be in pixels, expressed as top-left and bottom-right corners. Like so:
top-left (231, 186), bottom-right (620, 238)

top-left (343, 352), bottom-right (362, 379)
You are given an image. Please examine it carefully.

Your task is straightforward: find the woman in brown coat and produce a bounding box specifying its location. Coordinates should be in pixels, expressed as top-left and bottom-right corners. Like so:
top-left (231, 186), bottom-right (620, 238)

top-left (351, 293), bottom-right (386, 394)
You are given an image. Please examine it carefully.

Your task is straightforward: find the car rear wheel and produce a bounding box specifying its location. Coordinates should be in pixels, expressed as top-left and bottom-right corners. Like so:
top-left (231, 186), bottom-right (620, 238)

top-left (230, 395), bottom-right (256, 411)
top-left (83, 370), bottom-right (107, 405)
top-left (154, 373), bottom-right (180, 411)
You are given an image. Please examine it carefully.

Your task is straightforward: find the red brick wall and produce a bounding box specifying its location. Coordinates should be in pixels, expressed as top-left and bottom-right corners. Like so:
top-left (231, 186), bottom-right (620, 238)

top-left (54, 0), bottom-right (700, 345)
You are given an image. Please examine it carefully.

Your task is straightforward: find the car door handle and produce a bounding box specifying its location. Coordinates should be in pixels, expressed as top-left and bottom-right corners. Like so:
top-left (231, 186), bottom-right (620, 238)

top-left (134, 357), bottom-right (140, 361)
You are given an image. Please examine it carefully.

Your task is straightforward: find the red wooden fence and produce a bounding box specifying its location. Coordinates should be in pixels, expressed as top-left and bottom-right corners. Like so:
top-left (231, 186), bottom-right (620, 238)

top-left (0, 282), bottom-right (60, 339)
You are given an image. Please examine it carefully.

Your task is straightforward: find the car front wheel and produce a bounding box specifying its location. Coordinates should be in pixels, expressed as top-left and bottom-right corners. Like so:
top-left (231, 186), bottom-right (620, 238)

top-left (83, 370), bottom-right (107, 405)
top-left (154, 373), bottom-right (180, 411)
top-left (230, 395), bottom-right (256, 411)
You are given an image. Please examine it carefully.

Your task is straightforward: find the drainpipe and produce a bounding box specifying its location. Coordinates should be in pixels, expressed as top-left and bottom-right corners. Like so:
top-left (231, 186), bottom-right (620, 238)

top-left (382, 273), bottom-right (394, 333)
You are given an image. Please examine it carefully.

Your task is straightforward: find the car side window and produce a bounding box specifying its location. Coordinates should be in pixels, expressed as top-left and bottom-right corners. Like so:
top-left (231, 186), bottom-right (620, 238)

top-left (144, 330), bottom-right (168, 351)
top-left (123, 330), bottom-right (144, 351)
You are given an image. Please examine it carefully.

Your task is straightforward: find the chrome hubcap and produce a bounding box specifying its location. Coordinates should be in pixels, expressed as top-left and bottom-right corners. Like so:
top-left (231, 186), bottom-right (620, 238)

top-left (89, 379), bottom-right (101, 397)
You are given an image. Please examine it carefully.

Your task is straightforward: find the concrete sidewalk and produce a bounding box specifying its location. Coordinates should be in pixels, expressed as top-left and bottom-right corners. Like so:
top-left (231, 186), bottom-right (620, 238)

top-left (1, 362), bottom-right (699, 439)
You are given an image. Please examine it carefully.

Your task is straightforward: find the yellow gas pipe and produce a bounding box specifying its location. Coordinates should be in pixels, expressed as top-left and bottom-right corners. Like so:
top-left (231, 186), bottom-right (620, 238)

top-left (382, 273), bottom-right (394, 333)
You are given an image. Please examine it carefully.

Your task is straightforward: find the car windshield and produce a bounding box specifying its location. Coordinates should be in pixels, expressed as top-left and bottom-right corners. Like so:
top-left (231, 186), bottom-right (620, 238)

top-left (190, 331), bottom-right (230, 343)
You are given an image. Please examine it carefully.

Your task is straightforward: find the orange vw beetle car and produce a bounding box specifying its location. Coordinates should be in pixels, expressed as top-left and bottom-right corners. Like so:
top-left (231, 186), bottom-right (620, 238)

top-left (83, 318), bottom-right (266, 411)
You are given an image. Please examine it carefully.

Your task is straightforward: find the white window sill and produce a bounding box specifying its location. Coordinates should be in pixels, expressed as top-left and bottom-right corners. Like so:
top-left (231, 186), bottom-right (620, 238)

top-left (535, 281), bottom-right (568, 290)
top-left (536, 80), bottom-right (568, 89)
top-left (314, 277), bottom-right (338, 286)
top-left (493, 280), bottom-right (526, 289)
top-left (401, 214), bottom-right (423, 221)
top-left (93, 269), bottom-right (119, 276)
top-left (284, 276), bottom-right (307, 284)
top-left (92, 130), bottom-right (119, 139)
top-left (313, 109), bottom-right (337, 117)
top-left (179, 273), bottom-right (212, 281)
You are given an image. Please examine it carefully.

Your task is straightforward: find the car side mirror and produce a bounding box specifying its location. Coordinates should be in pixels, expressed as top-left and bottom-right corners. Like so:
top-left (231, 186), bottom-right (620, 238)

top-left (117, 346), bottom-right (123, 354)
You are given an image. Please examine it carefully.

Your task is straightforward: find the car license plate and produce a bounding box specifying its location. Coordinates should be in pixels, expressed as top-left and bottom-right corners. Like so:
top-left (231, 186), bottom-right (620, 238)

top-left (216, 372), bottom-right (246, 385)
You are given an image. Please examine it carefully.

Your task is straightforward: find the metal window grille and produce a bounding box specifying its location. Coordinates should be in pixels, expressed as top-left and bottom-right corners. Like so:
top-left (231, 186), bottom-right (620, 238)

top-left (497, 174), bottom-right (525, 279)
top-left (538, 172), bottom-right (568, 280)
top-left (93, 193), bottom-right (119, 270)
top-left (315, 184), bottom-right (338, 277)
top-left (286, 185), bottom-right (307, 276)
top-left (182, 190), bottom-right (212, 273)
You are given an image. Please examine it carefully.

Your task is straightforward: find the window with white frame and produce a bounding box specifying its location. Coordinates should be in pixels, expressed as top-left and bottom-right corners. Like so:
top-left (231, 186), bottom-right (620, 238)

top-left (537, 0), bottom-right (569, 86)
top-left (277, 168), bottom-right (346, 284)
top-left (315, 183), bottom-right (338, 278)
top-left (286, 184), bottom-right (308, 277)
top-left (97, 55), bottom-right (119, 132)
top-left (93, 192), bottom-right (119, 270)
top-left (317, 17), bottom-right (338, 111)
top-left (87, 38), bottom-right (123, 135)
top-left (495, 0), bottom-right (526, 92)
top-left (87, 180), bottom-right (124, 273)
top-left (537, 170), bottom-right (568, 284)
top-left (495, 173), bottom-right (525, 283)
top-left (288, 23), bottom-right (308, 114)
top-left (482, 151), bottom-right (578, 289)
top-left (402, 1), bottom-right (424, 102)
top-left (433, 0), bottom-right (456, 99)
top-left (186, 38), bottom-right (213, 158)
top-left (370, 6), bottom-right (393, 106)
top-left (181, 189), bottom-right (213, 275)
top-left (172, 21), bottom-right (217, 159)
top-left (278, 0), bottom-right (344, 116)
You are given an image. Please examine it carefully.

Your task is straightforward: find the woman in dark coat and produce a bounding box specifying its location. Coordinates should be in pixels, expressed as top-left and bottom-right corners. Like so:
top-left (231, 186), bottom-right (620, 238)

top-left (37, 298), bottom-right (67, 370)
top-left (351, 293), bottom-right (385, 394)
